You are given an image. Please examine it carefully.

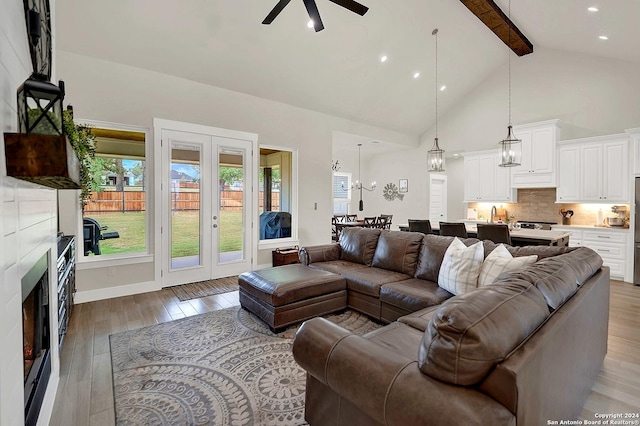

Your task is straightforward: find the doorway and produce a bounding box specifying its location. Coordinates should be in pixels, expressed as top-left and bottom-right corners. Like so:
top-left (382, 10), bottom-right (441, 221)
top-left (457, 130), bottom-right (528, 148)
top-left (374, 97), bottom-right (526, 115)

top-left (429, 174), bottom-right (448, 226)
top-left (156, 120), bottom-right (257, 287)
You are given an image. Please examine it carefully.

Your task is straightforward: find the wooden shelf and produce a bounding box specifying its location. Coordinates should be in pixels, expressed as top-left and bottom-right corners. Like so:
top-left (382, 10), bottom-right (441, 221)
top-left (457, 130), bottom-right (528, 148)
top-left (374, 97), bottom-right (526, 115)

top-left (4, 132), bottom-right (81, 189)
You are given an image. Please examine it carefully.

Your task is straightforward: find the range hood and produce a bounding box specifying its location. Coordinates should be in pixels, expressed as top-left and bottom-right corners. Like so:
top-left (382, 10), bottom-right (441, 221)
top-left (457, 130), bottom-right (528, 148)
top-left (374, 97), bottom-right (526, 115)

top-left (4, 133), bottom-right (81, 189)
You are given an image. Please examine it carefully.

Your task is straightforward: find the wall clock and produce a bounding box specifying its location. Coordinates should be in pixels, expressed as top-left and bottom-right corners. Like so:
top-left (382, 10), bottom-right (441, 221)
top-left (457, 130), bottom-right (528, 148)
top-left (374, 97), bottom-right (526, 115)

top-left (24, 0), bottom-right (52, 81)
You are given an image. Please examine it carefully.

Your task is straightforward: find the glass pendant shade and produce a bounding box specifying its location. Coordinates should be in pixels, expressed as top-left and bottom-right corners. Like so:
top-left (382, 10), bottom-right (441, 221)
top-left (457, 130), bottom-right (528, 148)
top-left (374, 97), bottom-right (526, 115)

top-left (498, 125), bottom-right (522, 167)
top-left (428, 137), bottom-right (445, 172)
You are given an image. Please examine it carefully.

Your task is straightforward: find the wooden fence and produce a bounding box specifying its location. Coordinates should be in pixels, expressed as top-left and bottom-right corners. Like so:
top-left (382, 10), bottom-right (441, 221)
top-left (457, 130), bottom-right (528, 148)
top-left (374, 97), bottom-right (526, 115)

top-left (84, 190), bottom-right (280, 213)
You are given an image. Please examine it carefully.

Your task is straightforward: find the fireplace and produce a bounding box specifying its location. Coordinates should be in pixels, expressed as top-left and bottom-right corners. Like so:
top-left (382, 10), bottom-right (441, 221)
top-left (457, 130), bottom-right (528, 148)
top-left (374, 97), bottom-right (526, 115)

top-left (22, 252), bottom-right (51, 426)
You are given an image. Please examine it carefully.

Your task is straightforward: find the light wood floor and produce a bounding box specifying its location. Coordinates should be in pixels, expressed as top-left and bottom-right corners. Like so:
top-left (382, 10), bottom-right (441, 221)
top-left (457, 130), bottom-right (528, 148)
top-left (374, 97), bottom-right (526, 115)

top-left (49, 281), bottom-right (640, 425)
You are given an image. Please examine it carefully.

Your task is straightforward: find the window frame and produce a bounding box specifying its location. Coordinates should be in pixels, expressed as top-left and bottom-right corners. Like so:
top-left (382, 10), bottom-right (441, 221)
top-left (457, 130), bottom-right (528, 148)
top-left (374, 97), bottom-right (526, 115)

top-left (257, 145), bottom-right (299, 250)
top-left (333, 171), bottom-right (352, 215)
top-left (73, 119), bottom-right (152, 264)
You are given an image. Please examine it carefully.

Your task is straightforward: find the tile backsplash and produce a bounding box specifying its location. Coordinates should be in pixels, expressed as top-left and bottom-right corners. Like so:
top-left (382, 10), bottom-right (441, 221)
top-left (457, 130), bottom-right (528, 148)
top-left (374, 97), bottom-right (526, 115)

top-left (468, 188), bottom-right (630, 226)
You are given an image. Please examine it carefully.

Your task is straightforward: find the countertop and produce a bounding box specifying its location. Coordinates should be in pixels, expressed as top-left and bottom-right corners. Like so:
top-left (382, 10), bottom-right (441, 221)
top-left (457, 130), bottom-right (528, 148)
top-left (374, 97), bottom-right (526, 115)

top-left (550, 224), bottom-right (630, 231)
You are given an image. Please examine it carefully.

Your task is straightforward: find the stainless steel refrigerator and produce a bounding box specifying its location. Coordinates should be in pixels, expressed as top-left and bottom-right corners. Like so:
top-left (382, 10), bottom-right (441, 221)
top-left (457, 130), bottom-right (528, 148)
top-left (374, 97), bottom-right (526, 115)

top-left (635, 178), bottom-right (640, 285)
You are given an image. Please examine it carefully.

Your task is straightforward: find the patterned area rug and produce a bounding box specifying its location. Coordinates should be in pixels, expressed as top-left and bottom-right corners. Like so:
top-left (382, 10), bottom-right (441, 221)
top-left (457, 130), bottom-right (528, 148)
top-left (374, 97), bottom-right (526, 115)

top-left (110, 306), bottom-right (381, 425)
top-left (170, 276), bottom-right (239, 301)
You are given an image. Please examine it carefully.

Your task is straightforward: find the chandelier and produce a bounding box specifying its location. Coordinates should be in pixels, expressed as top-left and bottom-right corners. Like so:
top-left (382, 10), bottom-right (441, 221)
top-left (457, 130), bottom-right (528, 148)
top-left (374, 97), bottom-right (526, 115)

top-left (342, 143), bottom-right (376, 211)
top-left (498, 0), bottom-right (522, 167)
top-left (428, 28), bottom-right (445, 172)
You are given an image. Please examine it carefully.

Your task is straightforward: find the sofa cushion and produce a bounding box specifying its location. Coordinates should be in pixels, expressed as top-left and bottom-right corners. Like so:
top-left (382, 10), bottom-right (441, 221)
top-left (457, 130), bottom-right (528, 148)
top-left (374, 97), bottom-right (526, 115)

top-left (418, 280), bottom-right (549, 386)
top-left (308, 260), bottom-right (368, 275)
top-left (437, 238), bottom-right (484, 295)
top-left (371, 231), bottom-right (424, 275)
top-left (478, 244), bottom-right (538, 286)
top-left (339, 227), bottom-right (382, 266)
top-left (414, 234), bottom-right (481, 282)
top-left (397, 305), bottom-right (441, 332)
top-left (502, 246), bottom-right (603, 310)
top-left (380, 279), bottom-right (453, 313)
top-left (482, 240), bottom-right (574, 260)
top-left (342, 267), bottom-right (412, 297)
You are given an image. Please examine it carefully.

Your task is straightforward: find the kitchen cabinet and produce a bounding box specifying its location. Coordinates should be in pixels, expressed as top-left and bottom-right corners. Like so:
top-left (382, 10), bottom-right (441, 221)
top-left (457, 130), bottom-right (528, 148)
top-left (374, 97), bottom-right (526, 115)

top-left (464, 150), bottom-right (517, 202)
top-left (556, 134), bottom-right (629, 203)
top-left (628, 127), bottom-right (640, 175)
top-left (552, 226), bottom-right (629, 280)
top-left (510, 119), bottom-right (561, 188)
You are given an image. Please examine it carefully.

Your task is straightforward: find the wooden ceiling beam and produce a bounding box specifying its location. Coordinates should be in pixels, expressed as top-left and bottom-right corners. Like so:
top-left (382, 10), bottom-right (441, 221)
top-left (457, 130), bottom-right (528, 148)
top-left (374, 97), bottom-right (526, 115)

top-left (460, 0), bottom-right (533, 56)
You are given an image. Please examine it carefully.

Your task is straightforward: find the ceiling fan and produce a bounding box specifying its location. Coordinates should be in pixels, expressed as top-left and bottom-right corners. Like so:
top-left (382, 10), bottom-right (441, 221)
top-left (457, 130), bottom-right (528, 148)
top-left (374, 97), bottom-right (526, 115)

top-left (262, 0), bottom-right (369, 32)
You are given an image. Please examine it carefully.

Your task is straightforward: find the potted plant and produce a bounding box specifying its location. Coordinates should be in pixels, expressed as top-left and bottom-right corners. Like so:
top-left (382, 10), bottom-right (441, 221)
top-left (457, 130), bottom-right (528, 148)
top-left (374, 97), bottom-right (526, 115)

top-left (62, 109), bottom-right (96, 209)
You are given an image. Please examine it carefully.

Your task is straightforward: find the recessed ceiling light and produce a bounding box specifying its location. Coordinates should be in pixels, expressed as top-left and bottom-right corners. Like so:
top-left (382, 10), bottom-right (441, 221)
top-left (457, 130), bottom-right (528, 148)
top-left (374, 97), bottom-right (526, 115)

top-left (380, 55), bottom-right (388, 63)
top-left (440, 85), bottom-right (447, 91)
top-left (413, 72), bottom-right (420, 79)
top-left (307, 20), bottom-right (314, 28)
top-left (587, 6), bottom-right (599, 12)
top-left (599, 35), bottom-right (609, 40)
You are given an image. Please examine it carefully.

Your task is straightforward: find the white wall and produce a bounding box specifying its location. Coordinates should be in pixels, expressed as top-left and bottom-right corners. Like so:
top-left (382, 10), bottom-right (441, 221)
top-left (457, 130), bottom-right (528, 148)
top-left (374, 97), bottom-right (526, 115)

top-left (56, 51), bottom-right (418, 295)
top-left (359, 48), bottom-right (640, 222)
top-left (1, 1), bottom-right (60, 424)
top-left (433, 48), bottom-right (640, 216)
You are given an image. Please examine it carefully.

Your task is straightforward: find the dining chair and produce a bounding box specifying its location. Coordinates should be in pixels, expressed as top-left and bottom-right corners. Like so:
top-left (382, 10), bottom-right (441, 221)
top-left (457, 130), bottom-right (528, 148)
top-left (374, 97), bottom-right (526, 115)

top-left (375, 216), bottom-right (388, 229)
top-left (346, 214), bottom-right (358, 222)
top-left (476, 224), bottom-right (512, 245)
top-left (407, 219), bottom-right (432, 234)
top-left (334, 215), bottom-right (346, 223)
top-left (379, 214), bottom-right (393, 229)
top-left (363, 217), bottom-right (377, 227)
top-left (331, 216), bottom-right (339, 241)
top-left (439, 222), bottom-right (468, 238)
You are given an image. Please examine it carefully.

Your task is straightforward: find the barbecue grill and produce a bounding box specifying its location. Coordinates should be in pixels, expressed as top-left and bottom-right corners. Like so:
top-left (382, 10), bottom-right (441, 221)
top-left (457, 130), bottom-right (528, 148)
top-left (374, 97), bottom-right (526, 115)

top-left (83, 217), bottom-right (120, 255)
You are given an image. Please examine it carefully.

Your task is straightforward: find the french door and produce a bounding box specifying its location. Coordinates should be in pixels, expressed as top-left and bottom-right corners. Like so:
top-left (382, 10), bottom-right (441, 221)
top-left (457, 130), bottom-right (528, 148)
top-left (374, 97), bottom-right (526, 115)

top-left (158, 121), bottom-right (256, 287)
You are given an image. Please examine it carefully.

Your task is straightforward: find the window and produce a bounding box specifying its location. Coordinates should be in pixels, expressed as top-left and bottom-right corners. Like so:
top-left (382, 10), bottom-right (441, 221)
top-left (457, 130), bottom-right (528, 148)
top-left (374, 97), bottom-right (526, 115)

top-left (259, 148), bottom-right (294, 241)
top-left (82, 128), bottom-right (148, 257)
top-left (333, 172), bottom-right (351, 215)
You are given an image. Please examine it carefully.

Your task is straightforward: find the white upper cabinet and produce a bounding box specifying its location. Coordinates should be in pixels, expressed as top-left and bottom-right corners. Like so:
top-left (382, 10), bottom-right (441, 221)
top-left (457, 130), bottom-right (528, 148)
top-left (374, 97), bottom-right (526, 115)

top-left (556, 134), bottom-right (629, 203)
top-left (464, 150), bottom-right (517, 202)
top-left (556, 145), bottom-right (580, 201)
top-left (510, 119), bottom-right (561, 188)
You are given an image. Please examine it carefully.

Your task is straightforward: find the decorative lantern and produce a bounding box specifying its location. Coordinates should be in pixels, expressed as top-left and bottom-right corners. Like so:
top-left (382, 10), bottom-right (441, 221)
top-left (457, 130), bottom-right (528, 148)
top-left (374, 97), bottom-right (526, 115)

top-left (17, 78), bottom-right (65, 135)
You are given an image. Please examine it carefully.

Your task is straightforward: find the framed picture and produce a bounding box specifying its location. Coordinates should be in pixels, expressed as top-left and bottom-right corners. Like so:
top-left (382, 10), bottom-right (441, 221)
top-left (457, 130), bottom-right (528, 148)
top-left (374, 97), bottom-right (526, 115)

top-left (399, 179), bottom-right (408, 193)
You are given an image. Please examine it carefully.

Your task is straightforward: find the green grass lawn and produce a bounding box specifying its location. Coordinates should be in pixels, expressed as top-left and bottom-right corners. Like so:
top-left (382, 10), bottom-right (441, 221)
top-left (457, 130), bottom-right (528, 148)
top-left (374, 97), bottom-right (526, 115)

top-left (87, 210), bottom-right (243, 256)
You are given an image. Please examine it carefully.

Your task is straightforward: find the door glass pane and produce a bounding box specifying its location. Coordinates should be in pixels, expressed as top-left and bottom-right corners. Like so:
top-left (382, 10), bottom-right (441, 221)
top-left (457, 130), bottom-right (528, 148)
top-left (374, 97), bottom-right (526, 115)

top-left (171, 145), bottom-right (201, 269)
top-left (219, 149), bottom-right (244, 263)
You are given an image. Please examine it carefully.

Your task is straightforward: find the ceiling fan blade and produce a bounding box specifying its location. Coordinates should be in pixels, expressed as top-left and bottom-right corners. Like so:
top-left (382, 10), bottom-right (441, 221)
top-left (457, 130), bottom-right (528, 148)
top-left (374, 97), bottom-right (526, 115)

top-left (327, 0), bottom-right (369, 16)
top-left (262, 0), bottom-right (292, 24)
top-left (303, 0), bottom-right (325, 31)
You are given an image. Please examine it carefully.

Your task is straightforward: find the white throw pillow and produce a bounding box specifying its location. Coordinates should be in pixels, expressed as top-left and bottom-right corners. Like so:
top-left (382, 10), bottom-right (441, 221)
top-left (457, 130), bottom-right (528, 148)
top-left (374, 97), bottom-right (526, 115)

top-left (478, 244), bottom-right (538, 286)
top-left (437, 238), bottom-right (484, 295)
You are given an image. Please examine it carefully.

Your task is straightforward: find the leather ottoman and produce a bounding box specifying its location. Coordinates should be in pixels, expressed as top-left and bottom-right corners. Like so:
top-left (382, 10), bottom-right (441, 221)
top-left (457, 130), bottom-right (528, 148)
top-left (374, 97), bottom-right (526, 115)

top-left (238, 264), bottom-right (347, 332)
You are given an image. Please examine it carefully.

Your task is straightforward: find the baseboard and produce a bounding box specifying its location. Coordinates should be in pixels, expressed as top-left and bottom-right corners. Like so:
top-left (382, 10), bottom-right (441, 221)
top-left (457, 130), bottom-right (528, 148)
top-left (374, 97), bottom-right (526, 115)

top-left (74, 280), bottom-right (161, 303)
top-left (256, 263), bottom-right (273, 270)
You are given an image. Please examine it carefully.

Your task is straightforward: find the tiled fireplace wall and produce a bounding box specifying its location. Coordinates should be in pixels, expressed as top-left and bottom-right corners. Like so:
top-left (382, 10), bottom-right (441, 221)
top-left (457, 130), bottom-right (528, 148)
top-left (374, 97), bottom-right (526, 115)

top-left (1, 1), bottom-right (60, 424)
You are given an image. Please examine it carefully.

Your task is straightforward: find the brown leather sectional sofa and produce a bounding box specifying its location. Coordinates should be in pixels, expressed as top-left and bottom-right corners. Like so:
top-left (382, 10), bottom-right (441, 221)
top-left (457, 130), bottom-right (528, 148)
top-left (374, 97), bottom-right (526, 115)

top-left (293, 227), bottom-right (609, 425)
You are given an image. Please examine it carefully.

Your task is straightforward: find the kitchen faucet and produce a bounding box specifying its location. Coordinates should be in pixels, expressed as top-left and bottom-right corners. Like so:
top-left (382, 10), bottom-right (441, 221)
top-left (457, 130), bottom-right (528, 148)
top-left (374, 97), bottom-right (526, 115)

top-left (490, 205), bottom-right (497, 223)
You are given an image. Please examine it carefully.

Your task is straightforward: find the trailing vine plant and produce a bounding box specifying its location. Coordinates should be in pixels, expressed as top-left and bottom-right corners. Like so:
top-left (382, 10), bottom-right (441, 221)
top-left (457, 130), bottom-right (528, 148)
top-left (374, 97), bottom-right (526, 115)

top-left (62, 109), bottom-right (96, 209)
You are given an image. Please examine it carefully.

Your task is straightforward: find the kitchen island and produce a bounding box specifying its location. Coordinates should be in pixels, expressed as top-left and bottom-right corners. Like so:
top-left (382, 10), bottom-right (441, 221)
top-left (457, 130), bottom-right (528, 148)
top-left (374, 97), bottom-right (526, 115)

top-left (398, 223), bottom-right (572, 247)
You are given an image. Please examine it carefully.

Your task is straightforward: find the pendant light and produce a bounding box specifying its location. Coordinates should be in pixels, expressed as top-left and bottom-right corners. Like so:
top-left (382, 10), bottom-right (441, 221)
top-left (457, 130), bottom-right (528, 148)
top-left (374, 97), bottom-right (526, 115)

top-left (498, 0), bottom-right (522, 167)
top-left (342, 143), bottom-right (376, 211)
top-left (428, 28), bottom-right (445, 172)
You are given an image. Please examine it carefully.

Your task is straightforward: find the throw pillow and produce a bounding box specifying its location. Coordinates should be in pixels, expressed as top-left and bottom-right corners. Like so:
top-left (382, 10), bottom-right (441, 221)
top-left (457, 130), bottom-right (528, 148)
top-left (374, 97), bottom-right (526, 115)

top-left (437, 238), bottom-right (484, 295)
top-left (478, 244), bottom-right (538, 286)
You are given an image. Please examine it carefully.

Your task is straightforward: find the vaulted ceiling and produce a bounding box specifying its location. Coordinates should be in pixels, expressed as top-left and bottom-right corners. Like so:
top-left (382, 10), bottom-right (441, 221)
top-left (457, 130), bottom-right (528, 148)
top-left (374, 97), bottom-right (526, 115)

top-left (55, 0), bottom-right (640, 138)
